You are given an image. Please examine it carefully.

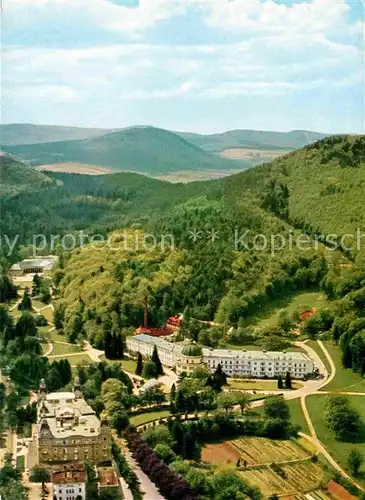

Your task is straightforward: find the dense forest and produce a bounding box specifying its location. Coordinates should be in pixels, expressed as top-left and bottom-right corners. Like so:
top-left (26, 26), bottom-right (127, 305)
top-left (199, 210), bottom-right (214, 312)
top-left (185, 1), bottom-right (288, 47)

top-left (1, 135), bottom-right (364, 376)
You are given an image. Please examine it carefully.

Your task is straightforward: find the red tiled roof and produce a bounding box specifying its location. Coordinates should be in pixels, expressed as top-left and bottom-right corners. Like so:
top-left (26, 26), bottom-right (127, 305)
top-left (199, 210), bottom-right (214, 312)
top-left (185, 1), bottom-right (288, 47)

top-left (52, 468), bottom-right (86, 485)
top-left (136, 326), bottom-right (174, 337)
top-left (97, 467), bottom-right (118, 487)
top-left (167, 316), bottom-right (182, 326)
top-left (299, 309), bottom-right (315, 320)
top-left (325, 480), bottom-right (357, 500)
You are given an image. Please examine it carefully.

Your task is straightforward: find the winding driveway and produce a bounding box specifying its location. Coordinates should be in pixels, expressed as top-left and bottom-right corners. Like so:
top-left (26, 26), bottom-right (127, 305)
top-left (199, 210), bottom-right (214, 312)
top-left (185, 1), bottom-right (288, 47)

top-left (299, 341), bottom-right (364, 492)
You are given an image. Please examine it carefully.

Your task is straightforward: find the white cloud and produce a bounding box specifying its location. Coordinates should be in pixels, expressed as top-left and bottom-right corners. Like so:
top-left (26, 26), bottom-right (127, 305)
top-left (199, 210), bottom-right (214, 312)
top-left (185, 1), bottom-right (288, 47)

top-left (2, 0), bottom-right (362, 114)
top-left (6, 84), bottom-right (79, 101)
top-left (3, 33), bottom-right (360, 105)
top-left (3, 0), bottom-right (184, 37)
top-left (198, 0), bottom-right (350, 34)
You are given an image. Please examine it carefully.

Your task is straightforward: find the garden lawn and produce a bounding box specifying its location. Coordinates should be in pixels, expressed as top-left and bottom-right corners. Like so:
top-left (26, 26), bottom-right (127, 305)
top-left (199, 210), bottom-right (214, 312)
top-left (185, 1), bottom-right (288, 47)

top-left (9, 308), bottom-right (21, 320)
top-left (306, 394), bottom-right (365, 484)
top-left (286, 398), bottom-right (310, 435)
top-left (242, 290), bottom-right (329, 331)
top-left (31, 299), bottom-right (48, 310)
top-left (50, 353), bottom-right (93, 366)
top-left (320, 342), bottom-right (365, 393)
top-left (16, 456), bottom-right (25, 471)
top-left (248, 398), bottom-right (310, 436)
top-left (307, 340), bottom-right (332, 375)
top-left (129, 410), bottom-right (171, 427)
top-left (121, 358), bottom-right (138, 374)
top-left (47, 329), bottom-right (69, 343)
top-left (224, 343), bottom-right (306, 353)
top-left (227, 379), bottom-right (302, 391)
top-left (38, 305), bottom-right (54, 323)
top-left (51, 342), bottom-right (82, 356)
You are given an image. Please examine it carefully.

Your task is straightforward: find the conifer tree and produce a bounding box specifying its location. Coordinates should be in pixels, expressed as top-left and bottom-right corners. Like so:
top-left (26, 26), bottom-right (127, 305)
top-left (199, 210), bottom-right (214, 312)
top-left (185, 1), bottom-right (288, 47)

top-left (277, 375), bottom-right (284, 389)
top-left (170, 383), bottom-right (176, 402)
top-left (32, 274), bottom-right (42, 296)
top-left (285, 371), bottom-right (292, 389)
top-left (361, 357), bottom-right (365, 377)
top-left (104, 331), bottom-right (113, 359)
top-left (151, 345), bottom-right (164, 376)
top-left (18, 290), bottom-right (32, 311)
top-left (135, 352), bottom-right (143, 376)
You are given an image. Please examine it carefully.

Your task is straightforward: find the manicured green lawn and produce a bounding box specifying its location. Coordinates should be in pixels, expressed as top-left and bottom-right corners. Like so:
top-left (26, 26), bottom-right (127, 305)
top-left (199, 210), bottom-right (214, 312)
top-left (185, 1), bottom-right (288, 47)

top-left (129, 410), bottom-right (171, 427)
top-left (224, 343), bottom-right (306, 353)
top-left (9, 308), bottom-right (21, 319)
top-left (47, 329), bottom-right (69, 343)
top-left (306, 340), bottom-right (332, 375)
top-left (320, 342), bottom-right (365, 393)
top-left (242, 290), bottom-right (329, 331)
top-left (306, 394), bottom-right (365, 484)
top-left (31, 299), bottom-right (48, 310)
top-left (51, 342), bottom-right (82, 356)
top-left (50, 353), bottom-right (93, 366)
top-left (286, 398), bottom-right (310, 435)
top-left (122, 358), bottom-right (138, 374)
top-left (227, 379), bottom-right (302, 391)
top-left (250, 398), bottom-right (310, 436)
top-left (16, 455), bottom-right (25, 471)
top-left (39, 305), bottom-right (54, 323)
top-left (42, 342), bottom-right (52, 355)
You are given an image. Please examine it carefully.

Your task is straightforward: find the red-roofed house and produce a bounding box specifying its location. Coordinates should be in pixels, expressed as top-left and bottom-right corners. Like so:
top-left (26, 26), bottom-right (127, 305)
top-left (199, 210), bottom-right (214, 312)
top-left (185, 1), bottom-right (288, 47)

top-left (135, 326), bottom-right (174, 337)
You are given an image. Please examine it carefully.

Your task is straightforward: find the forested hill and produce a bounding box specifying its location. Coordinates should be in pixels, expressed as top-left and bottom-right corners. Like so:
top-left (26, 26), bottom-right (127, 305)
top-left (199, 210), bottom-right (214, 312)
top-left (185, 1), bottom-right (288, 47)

top-left (2, 126), bottom-right (243, 174)
top-left (179, 129), bottom-right (327, 153)
top-left (0, 153), bottom-right (52, 196)
top-left (1, 135), bottom-right (363, 253)
top-left (221, 135), bottom-right (365, 245)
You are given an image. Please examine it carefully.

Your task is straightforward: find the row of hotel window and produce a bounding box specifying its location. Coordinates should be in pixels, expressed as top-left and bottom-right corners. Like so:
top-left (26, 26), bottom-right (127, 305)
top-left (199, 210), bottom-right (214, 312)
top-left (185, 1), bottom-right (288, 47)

top-left (207, 361), bottom-right (307, 368)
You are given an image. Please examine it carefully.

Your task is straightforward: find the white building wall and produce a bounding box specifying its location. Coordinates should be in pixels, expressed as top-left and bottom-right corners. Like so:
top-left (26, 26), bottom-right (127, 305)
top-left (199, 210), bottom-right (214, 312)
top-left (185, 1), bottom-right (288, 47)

top-left (53, 482), bottom-right (86, 500)
top-left (203, 354), bottom-right (314, 379)
top-left (126, 336), bottom-right (315, 379)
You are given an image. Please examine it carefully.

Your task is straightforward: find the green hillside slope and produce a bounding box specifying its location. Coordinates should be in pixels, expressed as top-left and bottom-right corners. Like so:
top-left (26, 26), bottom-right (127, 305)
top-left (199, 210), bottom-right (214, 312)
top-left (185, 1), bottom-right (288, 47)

top-left (0, 153), bottom-right (52, 196)
top-left (2, 126), bottom-right (243, 174)
top-left (180, 129), bottom-right (328, 152)
top-left (222, 135), bottom-right (365, 243)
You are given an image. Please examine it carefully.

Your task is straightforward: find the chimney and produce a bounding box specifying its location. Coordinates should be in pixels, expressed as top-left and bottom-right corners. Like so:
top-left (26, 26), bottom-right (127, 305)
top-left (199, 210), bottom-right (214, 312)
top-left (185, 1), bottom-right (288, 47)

top-left (144, 296), bottom-right (148, 328)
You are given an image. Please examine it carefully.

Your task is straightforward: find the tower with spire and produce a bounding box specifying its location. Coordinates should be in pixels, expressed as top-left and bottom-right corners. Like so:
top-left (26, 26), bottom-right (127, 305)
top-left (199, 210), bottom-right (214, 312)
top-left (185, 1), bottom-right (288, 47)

top-left (38, 378), bottom-right (47, 402)
top-left (73, 376), bottom-right (83, 399)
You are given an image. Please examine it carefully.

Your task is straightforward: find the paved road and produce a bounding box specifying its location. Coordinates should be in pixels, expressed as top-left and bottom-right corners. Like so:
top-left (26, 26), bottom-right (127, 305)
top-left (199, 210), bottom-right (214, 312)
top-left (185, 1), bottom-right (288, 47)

top-left (299, 432), bottom-right (365, 492)
top-left (299, 341), bottom-right (365, 493)
top-left (117, 437), bottom-right (166, 500)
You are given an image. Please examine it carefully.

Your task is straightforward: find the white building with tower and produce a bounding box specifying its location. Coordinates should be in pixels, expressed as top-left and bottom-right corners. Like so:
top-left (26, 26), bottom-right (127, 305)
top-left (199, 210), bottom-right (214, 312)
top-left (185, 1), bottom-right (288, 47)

top-left (126, 334), bottom-right (315, 379)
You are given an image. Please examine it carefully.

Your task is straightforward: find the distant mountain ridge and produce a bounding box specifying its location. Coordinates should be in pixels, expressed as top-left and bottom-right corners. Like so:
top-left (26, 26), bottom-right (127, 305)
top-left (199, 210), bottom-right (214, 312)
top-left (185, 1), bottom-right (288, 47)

top-left (1, 123), bottom-right (327, 151)
top-left (179, 129), bottom-right (328, 152)
top-left (1, 126), bottom-right (243, 175)
top-left (0, 123), bottom-right (117, 146)
top-left (1, 124), bottom-right (329, 177)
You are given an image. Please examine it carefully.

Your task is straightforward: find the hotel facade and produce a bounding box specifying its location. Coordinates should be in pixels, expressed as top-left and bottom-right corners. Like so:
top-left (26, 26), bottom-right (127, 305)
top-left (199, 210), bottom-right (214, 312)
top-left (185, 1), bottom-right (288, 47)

top-left (126, 334), bottom-right (316, 379)
top-left (37, 378), bottom-right (112, 465)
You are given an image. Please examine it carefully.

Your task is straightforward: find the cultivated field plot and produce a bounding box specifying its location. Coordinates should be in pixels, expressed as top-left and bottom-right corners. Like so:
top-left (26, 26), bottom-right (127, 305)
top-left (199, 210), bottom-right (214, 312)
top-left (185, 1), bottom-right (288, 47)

top-left (281, 489), bottom-right (331, 500)
top-left (240, 461), bottom-right (324, 497)
top-left (202, 442), bottom-right (241, 465)
top-left (230, 437), bottom-right (309, 465)
top-left (37, 162), bottom-right (113, 175)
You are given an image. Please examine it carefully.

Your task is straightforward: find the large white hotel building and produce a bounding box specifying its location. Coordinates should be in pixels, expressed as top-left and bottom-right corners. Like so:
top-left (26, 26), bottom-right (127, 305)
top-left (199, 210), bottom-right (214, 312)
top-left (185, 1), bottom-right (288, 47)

top-left (126, 333), bottom-right (316, 379)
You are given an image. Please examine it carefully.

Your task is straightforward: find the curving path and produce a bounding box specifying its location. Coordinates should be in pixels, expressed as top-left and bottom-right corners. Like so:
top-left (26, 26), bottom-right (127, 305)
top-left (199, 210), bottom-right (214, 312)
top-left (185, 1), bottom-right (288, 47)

top-left (317, 340), bottom-right (336, 390)
top-left (134, 340), bottom-right (364, 494)
top-left (299, 341), bottom-right (364, 493)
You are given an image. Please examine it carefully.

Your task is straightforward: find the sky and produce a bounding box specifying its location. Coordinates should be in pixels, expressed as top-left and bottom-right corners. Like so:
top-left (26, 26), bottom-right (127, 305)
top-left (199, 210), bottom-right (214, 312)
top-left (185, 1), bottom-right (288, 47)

top-left (2, 0), bottom-right (364, 134)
